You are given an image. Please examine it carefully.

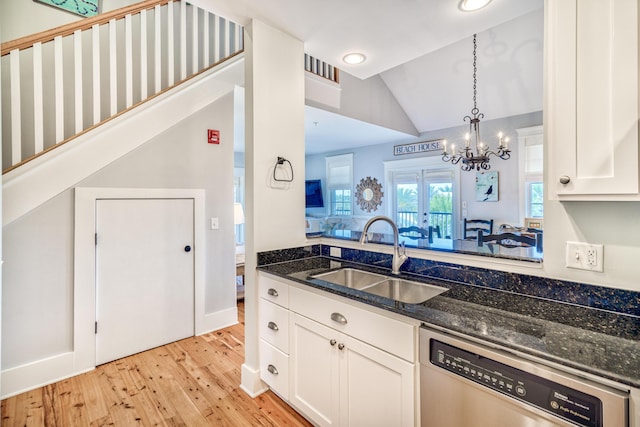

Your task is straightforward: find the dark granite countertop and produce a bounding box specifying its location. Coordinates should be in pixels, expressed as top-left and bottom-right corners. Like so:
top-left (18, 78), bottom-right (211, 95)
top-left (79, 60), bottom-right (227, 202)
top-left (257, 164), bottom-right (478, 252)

top-left (258, 256), bottom-right (640, 389)
top-left (319, 229), bottom-right (543, 263)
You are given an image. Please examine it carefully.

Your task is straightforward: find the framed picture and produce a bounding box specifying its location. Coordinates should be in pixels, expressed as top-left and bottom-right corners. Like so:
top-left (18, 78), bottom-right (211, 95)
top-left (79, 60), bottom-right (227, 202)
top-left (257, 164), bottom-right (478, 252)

top-left (35, 0), bottom-right (99, 17)
top-left (525, 218), bottom-right (544, 230)
top-left (475, 171), bottom-right (498, 202)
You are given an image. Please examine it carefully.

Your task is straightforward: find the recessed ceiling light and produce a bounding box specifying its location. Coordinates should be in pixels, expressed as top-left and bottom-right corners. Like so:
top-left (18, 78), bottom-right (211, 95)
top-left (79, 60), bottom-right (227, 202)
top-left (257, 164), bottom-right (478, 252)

top-left (343, 53), bottom-right (366, 65)
top-left (459, 0), bottom-right (492, 12)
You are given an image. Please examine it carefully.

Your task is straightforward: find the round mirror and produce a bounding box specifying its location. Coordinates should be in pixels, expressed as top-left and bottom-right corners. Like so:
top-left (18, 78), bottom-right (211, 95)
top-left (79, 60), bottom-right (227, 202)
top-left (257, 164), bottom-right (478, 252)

top-left (355, 177), bottom-right (383, 212)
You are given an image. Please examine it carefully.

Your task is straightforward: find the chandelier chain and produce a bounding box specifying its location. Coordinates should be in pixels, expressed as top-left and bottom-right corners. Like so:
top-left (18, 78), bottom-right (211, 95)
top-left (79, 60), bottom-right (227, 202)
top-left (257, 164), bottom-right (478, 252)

top-left (472, 33), bottom-right (478, 114)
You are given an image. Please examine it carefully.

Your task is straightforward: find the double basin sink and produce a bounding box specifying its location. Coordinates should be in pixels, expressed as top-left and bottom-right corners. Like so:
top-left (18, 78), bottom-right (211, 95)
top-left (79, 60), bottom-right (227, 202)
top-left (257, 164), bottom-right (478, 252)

top-left (310, 268), bottom-right (447, 304)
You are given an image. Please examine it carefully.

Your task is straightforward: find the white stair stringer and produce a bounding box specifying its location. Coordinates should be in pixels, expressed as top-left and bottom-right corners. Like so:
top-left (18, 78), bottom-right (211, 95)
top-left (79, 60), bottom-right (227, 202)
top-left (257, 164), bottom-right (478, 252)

top-left (2, 54), bottom-right (244, 227)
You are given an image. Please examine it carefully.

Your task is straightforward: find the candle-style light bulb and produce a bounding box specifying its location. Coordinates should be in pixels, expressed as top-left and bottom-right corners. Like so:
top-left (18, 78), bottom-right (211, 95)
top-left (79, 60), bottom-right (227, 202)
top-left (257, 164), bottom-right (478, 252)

top-left (465, 132), bottom-right (470, 148)
top-left (504, 137), bottom-right (510, 149)
top-left (443, 140), bottom-right (448, 154)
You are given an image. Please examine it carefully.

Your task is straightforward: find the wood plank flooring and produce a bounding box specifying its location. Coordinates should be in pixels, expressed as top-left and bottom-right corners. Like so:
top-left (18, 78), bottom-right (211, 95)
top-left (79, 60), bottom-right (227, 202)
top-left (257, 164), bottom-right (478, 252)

top-left (1, 301), bottom-right (313, 427)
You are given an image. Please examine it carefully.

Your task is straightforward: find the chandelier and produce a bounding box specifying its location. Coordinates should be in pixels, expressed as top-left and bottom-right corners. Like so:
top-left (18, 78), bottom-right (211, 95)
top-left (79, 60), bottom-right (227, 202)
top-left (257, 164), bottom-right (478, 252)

top-left (442, 34), bottom-right (510, 171)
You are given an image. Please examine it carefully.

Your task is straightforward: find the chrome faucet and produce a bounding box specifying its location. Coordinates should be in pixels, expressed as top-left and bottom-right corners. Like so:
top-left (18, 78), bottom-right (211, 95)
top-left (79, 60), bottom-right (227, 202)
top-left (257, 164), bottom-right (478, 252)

top-left (359, 216), bottom-right (408, 275)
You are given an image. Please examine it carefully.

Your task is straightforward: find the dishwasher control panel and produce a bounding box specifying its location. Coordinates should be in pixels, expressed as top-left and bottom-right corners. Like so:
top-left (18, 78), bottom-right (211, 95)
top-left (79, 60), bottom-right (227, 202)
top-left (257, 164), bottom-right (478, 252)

top-left (430, 339), bottom-right (603, 427)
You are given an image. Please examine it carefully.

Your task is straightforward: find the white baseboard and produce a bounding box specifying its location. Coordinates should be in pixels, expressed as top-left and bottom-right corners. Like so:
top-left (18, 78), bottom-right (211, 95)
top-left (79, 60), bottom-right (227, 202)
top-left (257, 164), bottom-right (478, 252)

top-left (240, 363), bottom-right (268, 398)
top-left (197, 306), bottom-right (239, 336)
top-left (1, 352), bottom-right (93, 399)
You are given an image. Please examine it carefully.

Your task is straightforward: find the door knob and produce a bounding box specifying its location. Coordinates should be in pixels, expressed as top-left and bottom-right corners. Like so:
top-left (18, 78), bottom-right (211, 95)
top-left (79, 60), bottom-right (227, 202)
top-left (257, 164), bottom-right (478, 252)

top-left (184, 245), bottom-right (192, 252)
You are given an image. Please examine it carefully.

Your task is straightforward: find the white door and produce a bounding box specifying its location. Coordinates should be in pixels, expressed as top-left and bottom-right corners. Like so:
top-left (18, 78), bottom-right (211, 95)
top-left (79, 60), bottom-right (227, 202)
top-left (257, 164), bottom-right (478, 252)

top-left (95, 198), bottom-right (195, 365)
top-left (392, 169), bottom-right (456, 239)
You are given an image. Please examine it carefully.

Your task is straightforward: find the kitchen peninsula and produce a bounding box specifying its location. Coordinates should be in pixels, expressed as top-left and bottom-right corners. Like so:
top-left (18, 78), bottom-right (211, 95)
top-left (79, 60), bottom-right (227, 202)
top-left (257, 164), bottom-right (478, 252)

top-left (256, 244), bottom-right (639, 426)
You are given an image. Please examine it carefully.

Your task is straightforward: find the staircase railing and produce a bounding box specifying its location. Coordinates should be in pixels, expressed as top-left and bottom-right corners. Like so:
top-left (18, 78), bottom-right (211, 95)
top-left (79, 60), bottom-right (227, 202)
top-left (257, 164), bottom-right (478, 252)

top-left (304, 53), bottom-right (339, 83)
top-left (1, 0), bottom-right (243, 174)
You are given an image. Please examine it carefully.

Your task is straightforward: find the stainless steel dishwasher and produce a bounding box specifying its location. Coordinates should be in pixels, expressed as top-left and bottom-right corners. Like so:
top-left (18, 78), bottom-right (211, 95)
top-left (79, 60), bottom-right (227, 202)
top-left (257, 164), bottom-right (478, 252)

top-left (420, 327), bottom-right (629, 427)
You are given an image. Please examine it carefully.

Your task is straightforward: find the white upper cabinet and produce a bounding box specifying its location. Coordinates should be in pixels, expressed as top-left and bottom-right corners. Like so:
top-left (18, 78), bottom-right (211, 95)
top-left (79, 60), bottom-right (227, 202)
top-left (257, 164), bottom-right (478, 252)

top-left (546, 0), bottom-right (639, 200)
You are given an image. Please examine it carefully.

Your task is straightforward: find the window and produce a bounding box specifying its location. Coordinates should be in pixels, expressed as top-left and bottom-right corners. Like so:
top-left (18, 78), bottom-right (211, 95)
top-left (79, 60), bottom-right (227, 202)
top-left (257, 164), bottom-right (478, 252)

top-left (518, 126), bottom-right (544, 220)
top-left (234, 168), bottom-right (245, 244)
top-left (326, 154), bottom-right (353, 216)
top-left (528, 181), bottom-right (544, 218)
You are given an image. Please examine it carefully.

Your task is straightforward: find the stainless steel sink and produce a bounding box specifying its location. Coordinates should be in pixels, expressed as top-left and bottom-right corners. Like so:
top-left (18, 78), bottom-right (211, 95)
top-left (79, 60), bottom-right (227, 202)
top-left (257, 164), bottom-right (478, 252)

top-left (361, 278), bottom-right (447, 304)
top-left (311, 268), bottom-right (388, 289)
top-left (311, 267), bottom-right (448, 304)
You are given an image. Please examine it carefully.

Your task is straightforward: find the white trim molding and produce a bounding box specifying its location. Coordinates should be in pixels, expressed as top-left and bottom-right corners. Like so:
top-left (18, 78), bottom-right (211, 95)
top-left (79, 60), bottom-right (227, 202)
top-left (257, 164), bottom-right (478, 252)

top-left (0, 188), bottom-right (207, 399)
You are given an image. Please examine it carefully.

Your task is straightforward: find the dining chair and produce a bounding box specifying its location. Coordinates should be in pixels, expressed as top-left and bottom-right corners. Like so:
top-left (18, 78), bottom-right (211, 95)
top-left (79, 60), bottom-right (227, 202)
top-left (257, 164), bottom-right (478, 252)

top-left (476, 229), bottom-right (543, 251)
top-left (463, 218), bottom-right (494, 239)
top-left (398, 225), bottom-right (441, 243)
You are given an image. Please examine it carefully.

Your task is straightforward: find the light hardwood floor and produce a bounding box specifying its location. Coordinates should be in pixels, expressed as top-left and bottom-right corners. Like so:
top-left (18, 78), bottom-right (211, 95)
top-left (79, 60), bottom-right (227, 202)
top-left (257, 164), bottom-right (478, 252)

top-left (1, 301), bottom-right (313, 426)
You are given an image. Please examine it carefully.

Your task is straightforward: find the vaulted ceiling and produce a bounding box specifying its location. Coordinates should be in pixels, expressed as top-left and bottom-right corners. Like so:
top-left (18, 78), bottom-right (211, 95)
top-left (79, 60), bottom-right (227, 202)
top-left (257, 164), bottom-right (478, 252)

top-left (193, 0), bottom-right (544, 154)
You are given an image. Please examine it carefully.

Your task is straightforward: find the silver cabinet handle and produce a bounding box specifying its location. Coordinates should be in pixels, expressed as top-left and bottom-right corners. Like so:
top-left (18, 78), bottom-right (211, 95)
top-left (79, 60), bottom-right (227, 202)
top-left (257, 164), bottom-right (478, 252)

top-left (330, 339), bottom-right (337, 346)
top-left (331, 312), bottom-right (348, 325)
top-left (267, 321), bottom-right (279, 331)
top-left (267, 288), bottom-right (279, 297)
top-left (559, 175), bottom-right (571, 185)
top-left (338, 343), bottom-right (345, 350)
top-left (267, 364), bottom-right (278, 375)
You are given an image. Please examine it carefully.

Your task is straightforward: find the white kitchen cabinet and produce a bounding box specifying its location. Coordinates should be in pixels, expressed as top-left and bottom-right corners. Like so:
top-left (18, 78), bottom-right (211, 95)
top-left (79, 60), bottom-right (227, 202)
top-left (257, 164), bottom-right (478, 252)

top-left (259, 275), bottom-right (291, 399)
top-left (257, 272), bottom-right (418, 427)
top-left (289, 313), bottom-right (340, 426)
top-left (289, 313), bottom-right (415, 427)
top-left (546, 0), bottom-right (639, 200)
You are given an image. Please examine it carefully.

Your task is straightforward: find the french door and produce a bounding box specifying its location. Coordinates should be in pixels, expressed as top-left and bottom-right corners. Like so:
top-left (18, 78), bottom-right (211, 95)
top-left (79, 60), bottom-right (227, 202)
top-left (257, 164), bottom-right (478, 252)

top-left (392, 169), bottom-right (456, 239)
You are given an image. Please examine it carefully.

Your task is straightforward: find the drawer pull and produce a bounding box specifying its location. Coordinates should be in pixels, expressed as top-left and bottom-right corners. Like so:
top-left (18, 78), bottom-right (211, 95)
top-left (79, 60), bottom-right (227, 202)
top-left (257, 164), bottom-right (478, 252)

top-left (330, 339), bottom-right (337, 346)
top-left (267, 288), bottom-right (279, 297)
top-left (331, 312), bottom-right (348, 325)
top-left (267, 321), bottom-right (279, 331)
top-left (338, 343), bottom-right (345, 350)
top-left (267, 364), bottom-right (278, 375)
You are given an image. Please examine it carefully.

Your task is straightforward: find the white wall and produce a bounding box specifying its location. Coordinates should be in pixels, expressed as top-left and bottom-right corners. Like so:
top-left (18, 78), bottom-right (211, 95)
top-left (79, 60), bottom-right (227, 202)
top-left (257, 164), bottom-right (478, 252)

top-left (241, 19), bottom-right (306, 396)
top-left (0, 0), bottom-right (139, 42)
top-left (1, 90), bottom-right (238, 395)
top-left (307, 71), bottom-right (418, 137)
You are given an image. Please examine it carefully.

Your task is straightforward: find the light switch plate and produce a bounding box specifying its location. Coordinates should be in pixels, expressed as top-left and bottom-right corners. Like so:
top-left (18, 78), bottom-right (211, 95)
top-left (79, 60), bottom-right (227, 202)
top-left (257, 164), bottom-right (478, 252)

top-left (565, 241), bottom-right (603, 272)
top-left (329, 247), bottom-right (341, 258)
top-left (210, 217), bottom-right (219, 230)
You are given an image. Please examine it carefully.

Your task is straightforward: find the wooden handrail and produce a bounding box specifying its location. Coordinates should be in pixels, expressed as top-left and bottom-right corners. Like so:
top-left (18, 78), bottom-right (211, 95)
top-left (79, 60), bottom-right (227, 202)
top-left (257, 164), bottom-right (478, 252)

top-left (1, 0), bottom-right (172, 56)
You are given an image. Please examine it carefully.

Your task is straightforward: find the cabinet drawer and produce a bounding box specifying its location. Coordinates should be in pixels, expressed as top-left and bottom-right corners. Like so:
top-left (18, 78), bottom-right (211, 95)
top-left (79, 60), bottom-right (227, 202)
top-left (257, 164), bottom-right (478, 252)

top-left (289, 286), bottom-right (415, 362)
top-left (259, 340), bottom-right (289, 400)
top-left (259, 273), bottom-right (289, 308)
top-left (259, 299), bottom-right (290, 353)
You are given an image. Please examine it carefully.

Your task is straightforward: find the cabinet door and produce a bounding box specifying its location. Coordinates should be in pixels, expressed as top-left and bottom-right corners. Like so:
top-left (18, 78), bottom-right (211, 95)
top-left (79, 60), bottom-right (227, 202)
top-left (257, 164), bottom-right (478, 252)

top-left (290, 313), bottom-right (340, 427)
top-left (547, 0), bottom-right (639, 199)
top-left (339, 336), bottom-right (415, 427)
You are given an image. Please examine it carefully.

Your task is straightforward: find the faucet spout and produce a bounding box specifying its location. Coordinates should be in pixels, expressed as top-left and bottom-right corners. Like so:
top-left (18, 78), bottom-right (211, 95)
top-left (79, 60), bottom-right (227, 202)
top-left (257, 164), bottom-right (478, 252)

top-left (359, 215), bottom-right (408, 275)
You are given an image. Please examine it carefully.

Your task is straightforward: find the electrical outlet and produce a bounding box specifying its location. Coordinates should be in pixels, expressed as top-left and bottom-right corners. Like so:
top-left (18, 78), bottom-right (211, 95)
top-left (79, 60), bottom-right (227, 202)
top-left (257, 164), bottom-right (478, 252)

top-left (565, 242), bottom-right (603, 272)
top-left (329, 247), bottom-right (342, 258)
